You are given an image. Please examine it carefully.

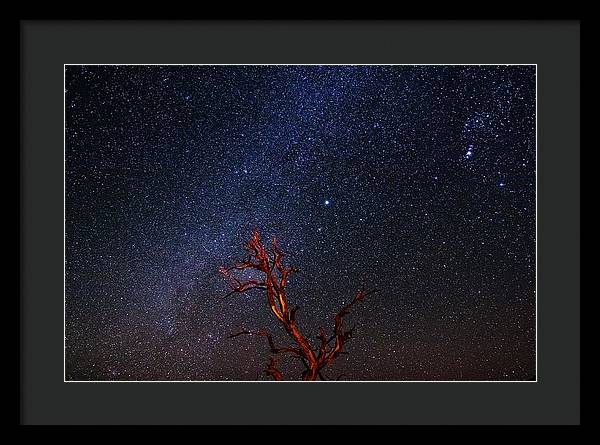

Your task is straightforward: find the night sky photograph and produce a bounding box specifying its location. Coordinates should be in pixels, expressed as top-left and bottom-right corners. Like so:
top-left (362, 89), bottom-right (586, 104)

top-left (65, 65), bottom-right (536, 381)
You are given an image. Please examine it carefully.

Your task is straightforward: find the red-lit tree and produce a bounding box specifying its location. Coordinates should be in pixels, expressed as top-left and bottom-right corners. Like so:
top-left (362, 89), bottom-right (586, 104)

top-left (219, 229), bottom-right (376, 381)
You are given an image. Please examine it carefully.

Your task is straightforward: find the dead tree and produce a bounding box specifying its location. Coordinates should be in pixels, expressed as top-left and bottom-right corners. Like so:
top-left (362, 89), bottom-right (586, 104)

top-left (219, 229), bottom-right (377, 381)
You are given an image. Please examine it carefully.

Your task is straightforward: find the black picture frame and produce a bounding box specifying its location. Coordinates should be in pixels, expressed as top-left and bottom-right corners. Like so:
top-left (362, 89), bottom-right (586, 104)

top-left (20, 20), bottom-right (580, 425)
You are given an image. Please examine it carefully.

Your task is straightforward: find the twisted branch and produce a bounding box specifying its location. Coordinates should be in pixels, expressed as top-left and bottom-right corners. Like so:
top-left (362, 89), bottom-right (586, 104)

top-left (219, 229), bottom-right (377, 380)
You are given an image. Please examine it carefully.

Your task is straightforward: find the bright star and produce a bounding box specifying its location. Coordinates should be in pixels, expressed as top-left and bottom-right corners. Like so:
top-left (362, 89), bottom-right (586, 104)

top-left (324, 200), bottom-right (330, 206)
top-left (465, 145), bottom-right (474, 158)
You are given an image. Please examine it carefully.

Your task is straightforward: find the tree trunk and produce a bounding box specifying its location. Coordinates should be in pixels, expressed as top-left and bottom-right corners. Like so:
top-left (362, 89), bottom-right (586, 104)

top-left (302, 366), bottom-right (319, 381)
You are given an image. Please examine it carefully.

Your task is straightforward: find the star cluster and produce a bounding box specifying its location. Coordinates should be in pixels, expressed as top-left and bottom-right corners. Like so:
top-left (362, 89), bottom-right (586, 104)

top-left (65, 65), bottom-right (536, 380)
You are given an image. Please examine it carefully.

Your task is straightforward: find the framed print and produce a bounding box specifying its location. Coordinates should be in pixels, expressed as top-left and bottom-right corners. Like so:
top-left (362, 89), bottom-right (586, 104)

top-left (21, 20), bottom-right (580, 425)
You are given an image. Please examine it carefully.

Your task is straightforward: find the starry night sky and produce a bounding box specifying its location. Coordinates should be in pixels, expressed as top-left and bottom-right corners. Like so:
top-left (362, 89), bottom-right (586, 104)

top-left (65, 65), bottom-right (536, 381)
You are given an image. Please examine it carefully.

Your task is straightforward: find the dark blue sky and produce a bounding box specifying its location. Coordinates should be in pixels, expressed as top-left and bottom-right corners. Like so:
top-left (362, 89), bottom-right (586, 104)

top-left (65, 65), bottom-right (535, 380)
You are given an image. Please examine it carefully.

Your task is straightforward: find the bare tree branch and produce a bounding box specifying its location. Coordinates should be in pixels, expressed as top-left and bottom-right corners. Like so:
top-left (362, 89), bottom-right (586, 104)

top-left (219, 229), bottom-right (377, 380)
top-left (265, 357), bottom-right (283, 381)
